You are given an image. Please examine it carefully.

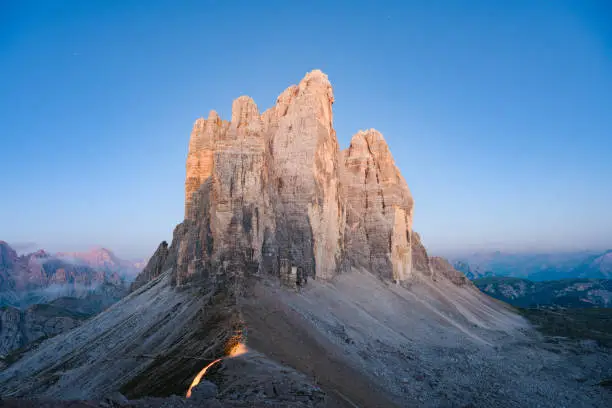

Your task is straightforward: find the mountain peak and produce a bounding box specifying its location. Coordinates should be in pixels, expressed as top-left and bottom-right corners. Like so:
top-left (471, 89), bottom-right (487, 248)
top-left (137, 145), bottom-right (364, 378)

top-left (146, 70), bottom-right (446, 288)
top-left (230, 96), bottom-right (260, 127)
top-left (299, 69), bottom-right (331, 88)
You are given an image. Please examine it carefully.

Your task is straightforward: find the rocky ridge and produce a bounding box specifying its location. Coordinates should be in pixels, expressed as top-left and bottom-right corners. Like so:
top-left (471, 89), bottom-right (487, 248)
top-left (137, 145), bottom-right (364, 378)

top-left (0, 242), bottom-right (139, 296)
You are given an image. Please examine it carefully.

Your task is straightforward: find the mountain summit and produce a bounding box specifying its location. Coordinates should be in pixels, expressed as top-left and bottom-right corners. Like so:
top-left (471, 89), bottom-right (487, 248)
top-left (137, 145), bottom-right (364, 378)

top-left (135, 69), bottom-right (433, 291)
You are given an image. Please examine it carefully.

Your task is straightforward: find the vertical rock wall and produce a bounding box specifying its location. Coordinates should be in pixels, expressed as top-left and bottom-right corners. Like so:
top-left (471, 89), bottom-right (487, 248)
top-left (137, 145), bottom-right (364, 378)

top-left (144, 70), bottom-right (438, 289)
top-left (341, 130), bottom-right (414, 281)
top-left (263, 71), bottom-right (344, 280)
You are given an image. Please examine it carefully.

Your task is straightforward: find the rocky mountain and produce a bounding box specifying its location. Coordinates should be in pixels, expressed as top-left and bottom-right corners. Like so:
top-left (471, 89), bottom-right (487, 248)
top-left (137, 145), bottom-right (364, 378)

top-left (1, 242), bottom-right (119, 291)
top-left (474, 277), bottom-right (612, 308)
top-left (150, 70), bottom-right (430, 289)
top-left (573, 250), bottom-right (612, 279)
top-left (0, 242), bottom-right (129, 357)
top-left (56, 248), bottom-right (144, 281)
top-left (1, 71), bottom-right (610, 408)
top-left (0, 241), bottom-right (129, 308)
top-left (452, 250), bottom-right (612, 281)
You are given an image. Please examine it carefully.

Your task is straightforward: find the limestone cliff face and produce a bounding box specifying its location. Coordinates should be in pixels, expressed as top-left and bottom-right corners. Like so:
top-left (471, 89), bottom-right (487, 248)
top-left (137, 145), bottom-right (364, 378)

top-left (143, 70), bottom-right (462, 289)
top-left (263, 71), bottom-right (344, 281)
top-left (411, 231), bottom-right (434, 277)
top-left (341, 129), bottom-right (414, 281)
top-left (184, 111), bottom-right (228, 218)
top-left (178, 95), bottom-right (268, 286)
top-left (175, 70), bottom-right (344, 286)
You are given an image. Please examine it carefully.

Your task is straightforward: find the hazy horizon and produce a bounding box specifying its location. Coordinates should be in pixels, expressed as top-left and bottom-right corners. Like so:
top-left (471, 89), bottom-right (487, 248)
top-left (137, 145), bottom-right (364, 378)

top-left (2, 239), bottom-right (610, 262)
top-left (2, 1), bottom-right (611, 258)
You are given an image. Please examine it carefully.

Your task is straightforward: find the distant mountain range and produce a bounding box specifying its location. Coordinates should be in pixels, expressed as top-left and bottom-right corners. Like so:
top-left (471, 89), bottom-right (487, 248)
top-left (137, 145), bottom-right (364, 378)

top-left (0, 241), bottom-right (143, 358)
top-left (56, 247), bottom-right (145, 280)
top-left (474, 277), bottom-right (612, 308)
top-left (0, 241), bottom-right (143, 308)
top-left (452, 250), bottom-right (612, 281)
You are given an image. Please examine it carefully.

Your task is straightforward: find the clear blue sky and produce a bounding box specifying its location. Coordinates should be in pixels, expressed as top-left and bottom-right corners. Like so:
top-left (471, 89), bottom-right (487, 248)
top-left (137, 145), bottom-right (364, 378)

top-left (1, 0), bottom-right (611, 259)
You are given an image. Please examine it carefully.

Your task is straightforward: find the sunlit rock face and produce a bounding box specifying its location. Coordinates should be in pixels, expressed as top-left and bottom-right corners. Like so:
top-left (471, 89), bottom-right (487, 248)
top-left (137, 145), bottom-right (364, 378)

top-left (264, 70), bottom-right (344, 281)
top-left (176, 70), bottom-right (344, 285)
top-left (341, 129), bottom-right (415, 281)
top-left (178, 96), bottom-right (269, 285)
top-left (184, 111), bottom-right (228, 218)
top-left (145, 70), bottom-right (450, 288)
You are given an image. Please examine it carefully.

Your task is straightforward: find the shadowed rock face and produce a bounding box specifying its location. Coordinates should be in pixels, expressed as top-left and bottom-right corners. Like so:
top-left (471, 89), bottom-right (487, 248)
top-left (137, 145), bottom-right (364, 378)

top-left (147, 69), bottom-right (458, 288)
top-left (130, 242), bottom-right (169, 291)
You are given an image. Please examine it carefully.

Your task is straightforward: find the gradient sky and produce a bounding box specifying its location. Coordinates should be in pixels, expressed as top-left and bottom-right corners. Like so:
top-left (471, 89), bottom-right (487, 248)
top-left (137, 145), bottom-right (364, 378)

top-left (1, 0), bottom-right (611, 259)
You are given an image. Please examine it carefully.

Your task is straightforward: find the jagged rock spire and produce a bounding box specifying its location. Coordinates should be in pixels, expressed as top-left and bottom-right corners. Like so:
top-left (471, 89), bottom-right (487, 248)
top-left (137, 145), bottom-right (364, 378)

top-left (342, 129), bottom-right (415, 281)
top-left (163, 70), bottom-right (431, 288)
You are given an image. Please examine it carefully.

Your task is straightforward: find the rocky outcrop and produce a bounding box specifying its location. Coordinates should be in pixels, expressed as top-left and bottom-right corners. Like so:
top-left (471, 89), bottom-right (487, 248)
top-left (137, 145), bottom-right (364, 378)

top-left (430, 256), bottom-right (471, 286)
top-left (0, 241), bottom-right (18, 293)
top-left (0, 241), bottom-right (17, 272)
top-left (139, 70), bottom-right (463, 290)
top-left (341, 129), bottom-right (414, 281)
top-left (411, 232), bottom-right (433, 277)
top-left (131, 241), bottom-right (169, 291)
